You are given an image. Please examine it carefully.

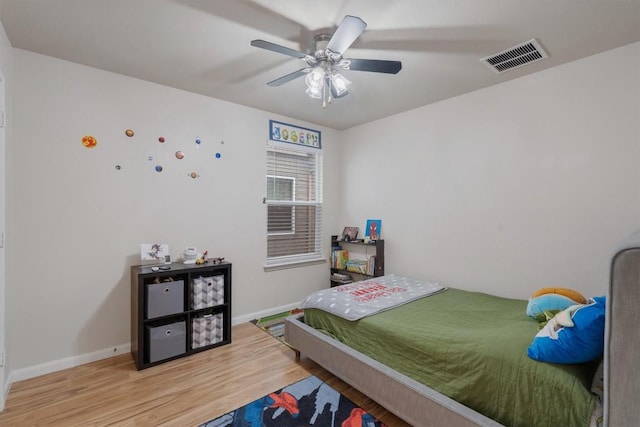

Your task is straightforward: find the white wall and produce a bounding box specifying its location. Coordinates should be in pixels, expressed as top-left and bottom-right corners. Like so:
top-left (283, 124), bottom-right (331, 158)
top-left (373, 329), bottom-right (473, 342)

top-left (340, 42), bottom-right (640, 299)
top-left (8, 49), bottom-right (341, 374)
top-left (5, 40), bottom-right (640, 387)
top-left (0, 19), bottom-right (12, 410)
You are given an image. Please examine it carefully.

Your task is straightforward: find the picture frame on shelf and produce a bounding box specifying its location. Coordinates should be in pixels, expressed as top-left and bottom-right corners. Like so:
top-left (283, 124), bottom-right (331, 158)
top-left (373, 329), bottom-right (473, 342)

top-left (365, 219), bottom-right (382, 241)
top-left (140, 243), bottom-right (169, 261)
top-left (341, 227), bottom-right (359, 242)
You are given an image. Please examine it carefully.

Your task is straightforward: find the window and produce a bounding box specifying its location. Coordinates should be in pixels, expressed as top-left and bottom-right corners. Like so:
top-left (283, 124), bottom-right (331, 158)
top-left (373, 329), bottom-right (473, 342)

top-left (266, 175), bottom-right (295, 234)
top-left (265, 141), bottom-right (323, 268)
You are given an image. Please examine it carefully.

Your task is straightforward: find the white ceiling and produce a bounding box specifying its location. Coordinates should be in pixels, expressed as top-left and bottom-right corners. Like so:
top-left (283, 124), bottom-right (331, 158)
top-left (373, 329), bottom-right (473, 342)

top-left (1, 0), bottom-right (639, 130)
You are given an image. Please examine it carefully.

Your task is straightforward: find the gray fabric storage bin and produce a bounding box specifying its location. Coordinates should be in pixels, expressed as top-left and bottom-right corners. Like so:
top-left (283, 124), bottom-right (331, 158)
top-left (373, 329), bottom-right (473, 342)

top-left (191, 275), bottom-right (224, 309)
top-left (146, 280), bottom-right (184, 319)
top-left (192, 313), bottom-right (224, 349)
top-left (146, 321), bottom-right (186, 363)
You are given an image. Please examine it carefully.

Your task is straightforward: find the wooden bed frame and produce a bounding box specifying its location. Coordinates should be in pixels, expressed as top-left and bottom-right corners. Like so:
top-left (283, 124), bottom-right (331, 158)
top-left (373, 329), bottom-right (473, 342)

top-left (285, 231), bottom-right (640, 426)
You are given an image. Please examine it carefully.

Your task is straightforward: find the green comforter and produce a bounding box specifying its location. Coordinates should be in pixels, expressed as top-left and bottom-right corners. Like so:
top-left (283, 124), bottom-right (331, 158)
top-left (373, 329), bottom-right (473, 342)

top-left (304, 288), bottom-right (597, 427)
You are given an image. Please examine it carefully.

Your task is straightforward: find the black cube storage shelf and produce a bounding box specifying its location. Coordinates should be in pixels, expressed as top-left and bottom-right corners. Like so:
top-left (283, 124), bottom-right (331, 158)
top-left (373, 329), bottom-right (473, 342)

top-left (130, 261), bottom-right (232, 370)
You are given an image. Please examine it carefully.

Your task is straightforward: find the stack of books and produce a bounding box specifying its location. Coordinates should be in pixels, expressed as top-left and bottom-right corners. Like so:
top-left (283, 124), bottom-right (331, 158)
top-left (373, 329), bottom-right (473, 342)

top-left (330, 272), bottom-right (353, 285)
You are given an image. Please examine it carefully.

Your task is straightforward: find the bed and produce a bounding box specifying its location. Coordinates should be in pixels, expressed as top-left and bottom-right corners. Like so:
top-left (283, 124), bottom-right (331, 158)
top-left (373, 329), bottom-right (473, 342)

top-left (284, 231), bottom-right (640, 426)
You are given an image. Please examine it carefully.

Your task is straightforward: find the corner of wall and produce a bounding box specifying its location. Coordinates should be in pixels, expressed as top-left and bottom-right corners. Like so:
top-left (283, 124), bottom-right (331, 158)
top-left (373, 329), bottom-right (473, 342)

top-left (0, 17), bottom-right (12, 411)
top-left (1, 372), bottom-right (12, 411)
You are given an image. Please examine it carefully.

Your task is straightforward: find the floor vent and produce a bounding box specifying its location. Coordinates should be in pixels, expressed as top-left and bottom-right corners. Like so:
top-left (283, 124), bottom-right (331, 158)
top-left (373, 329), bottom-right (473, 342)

top-left (480, 39), bottom-right (548, 73)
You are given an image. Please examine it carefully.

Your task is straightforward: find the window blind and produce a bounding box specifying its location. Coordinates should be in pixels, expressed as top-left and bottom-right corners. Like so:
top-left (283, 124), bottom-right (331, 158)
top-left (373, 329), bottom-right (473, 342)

top-left (265, 140), bottom-right (323, 268)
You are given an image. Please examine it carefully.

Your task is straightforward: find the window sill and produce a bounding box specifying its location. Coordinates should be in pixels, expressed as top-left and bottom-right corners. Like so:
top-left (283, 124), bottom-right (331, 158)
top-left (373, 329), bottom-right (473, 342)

top-left (264, 257), bottom-right (326, 272)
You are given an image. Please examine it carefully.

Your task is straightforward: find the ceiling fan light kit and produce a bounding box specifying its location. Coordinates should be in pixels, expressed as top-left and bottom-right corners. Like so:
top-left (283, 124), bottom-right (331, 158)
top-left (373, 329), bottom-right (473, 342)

top-left (251, 15), bottom-right (402, 108)
top-left (302, 62), bottom-right (352, 107)
top-left (330, 71), bottom-right (351, 97)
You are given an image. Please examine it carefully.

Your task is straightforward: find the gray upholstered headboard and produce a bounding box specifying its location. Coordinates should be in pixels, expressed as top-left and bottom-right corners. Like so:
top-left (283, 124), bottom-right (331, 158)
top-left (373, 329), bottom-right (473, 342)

top-left (605, 230), bottom-right (640, 426)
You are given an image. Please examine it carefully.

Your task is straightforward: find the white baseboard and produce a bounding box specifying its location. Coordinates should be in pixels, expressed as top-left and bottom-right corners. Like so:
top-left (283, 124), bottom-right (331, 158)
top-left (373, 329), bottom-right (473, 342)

top-left (7, 303), bottom-right (302, 385)
top-left (231, 301), bottom-right (301, 325)
top-left (10, 343), bottom-right (131, 383)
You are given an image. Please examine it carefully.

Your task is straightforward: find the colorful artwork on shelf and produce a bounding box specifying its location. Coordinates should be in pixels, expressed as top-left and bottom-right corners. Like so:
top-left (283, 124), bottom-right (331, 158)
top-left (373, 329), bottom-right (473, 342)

top-left (269, 120), bottom-right (321, 149)
top-left (365, 219), bottom-right (381, 241)
top-left (140, 243), bottom-right (169, 261)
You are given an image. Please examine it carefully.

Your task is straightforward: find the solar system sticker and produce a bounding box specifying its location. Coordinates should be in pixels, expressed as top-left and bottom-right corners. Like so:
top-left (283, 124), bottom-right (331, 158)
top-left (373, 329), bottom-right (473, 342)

top-left (269, 120), bottom-right (321, 149)
top-left (80, 127), bottom-right (228, 181)
top-left (82, 135), bottom-right (97, 148)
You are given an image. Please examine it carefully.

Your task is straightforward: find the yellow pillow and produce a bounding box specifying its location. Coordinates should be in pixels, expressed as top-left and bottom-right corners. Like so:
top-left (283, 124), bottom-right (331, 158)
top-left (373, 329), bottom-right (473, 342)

top-left (530, 287), bottom-right (587, 304)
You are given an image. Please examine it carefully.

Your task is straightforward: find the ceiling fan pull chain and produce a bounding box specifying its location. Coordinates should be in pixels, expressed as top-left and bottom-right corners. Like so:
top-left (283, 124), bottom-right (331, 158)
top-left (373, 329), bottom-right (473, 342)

top-left (322, 82), bottom-right (327, 109)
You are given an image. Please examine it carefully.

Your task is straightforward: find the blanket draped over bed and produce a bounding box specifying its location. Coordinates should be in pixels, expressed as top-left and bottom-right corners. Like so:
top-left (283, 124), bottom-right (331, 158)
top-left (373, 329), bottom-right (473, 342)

top-left (303, 286), bottom-right (598, 427)
top-left (299, 274), bottom-right (446, 320)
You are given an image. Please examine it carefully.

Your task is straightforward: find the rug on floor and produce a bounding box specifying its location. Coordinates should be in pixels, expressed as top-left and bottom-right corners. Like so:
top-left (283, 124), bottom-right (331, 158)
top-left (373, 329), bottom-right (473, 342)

top-left (198, 375), bottom-right (386, 427)
top-left (251, 308), bottom-right (303, 345)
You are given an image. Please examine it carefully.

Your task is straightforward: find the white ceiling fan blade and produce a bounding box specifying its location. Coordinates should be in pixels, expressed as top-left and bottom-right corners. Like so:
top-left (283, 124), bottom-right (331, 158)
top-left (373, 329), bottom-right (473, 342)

top-left (251, 40), bottom-right (308, 59)
top-left (267, 68), bottom-right (311, 86)
top-left (326, 15), bottom-right (367, 55)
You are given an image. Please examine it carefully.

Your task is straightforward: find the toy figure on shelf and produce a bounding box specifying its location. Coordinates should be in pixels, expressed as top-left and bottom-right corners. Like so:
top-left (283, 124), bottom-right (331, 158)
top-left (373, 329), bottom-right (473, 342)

top-left (195, 250), bottom-right (208, 265)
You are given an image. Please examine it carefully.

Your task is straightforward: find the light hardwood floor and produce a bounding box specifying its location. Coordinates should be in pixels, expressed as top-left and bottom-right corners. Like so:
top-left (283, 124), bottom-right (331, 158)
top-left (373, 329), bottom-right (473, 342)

top-left (0, 322), bottom-right (409, 426)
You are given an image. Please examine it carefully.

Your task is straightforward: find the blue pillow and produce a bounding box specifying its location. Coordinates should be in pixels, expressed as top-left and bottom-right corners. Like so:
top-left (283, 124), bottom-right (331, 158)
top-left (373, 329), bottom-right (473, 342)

top-left (526, 293), bottom-right (579, 318)
top-left (527, 296), bottom-right (606, 364)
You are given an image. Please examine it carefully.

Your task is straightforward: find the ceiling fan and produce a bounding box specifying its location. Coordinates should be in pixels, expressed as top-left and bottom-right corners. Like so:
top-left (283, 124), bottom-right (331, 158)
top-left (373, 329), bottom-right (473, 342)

top-left (251, 15), bottom-right (402, 107)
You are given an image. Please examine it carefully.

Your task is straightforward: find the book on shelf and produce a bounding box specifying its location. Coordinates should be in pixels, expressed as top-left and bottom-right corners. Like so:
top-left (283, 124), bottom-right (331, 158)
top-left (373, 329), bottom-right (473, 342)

top-left (330, 273), bottom-right (353, 285)
top-left (345, 259), bottom-right (368, 274)
top-left (331, 249), bottom-right (349, 270)
top-left (367, 255), bottom-right (376, 276)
